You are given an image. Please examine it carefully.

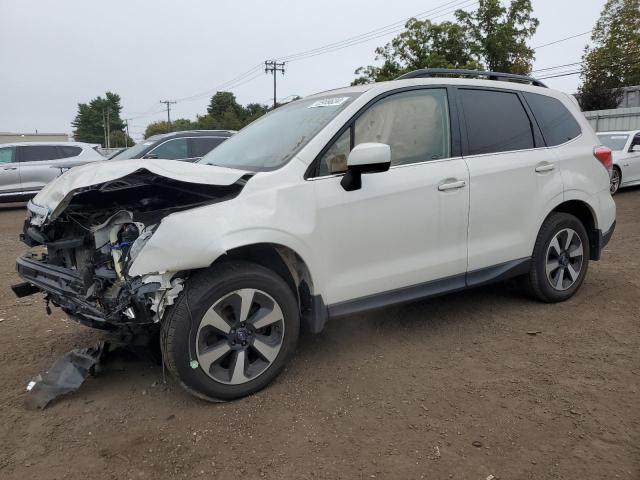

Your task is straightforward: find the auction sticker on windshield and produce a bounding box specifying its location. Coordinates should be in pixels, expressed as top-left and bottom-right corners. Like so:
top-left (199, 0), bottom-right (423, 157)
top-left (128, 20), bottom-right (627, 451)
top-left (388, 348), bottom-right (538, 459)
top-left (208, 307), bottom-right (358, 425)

top-left (308, 97), bottom-right (350, 108)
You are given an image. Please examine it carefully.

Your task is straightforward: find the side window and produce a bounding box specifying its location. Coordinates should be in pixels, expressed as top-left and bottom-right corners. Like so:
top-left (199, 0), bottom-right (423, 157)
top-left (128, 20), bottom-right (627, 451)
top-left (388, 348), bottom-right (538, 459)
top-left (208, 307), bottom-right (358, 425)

top-left (524, 92), bottom-right (581, 146)
top-left (318, 129), bottom-right (350, 176)
top-left (149, 138), bottom-right (188, 160)
top-left (316, 89), bottom-right (451, 176)
top-left (460, 89), bottom-right (534, 155)
top-left (355, 89), bottom-right (450, 167)
top-left (191, 137), bottom-right (224, 158)
top-left (58, 145), bottom-right (82, 158)
top-left (0, 146), bottom-right (16, 164)
top-left (19, 145), bottom-right (62, 162)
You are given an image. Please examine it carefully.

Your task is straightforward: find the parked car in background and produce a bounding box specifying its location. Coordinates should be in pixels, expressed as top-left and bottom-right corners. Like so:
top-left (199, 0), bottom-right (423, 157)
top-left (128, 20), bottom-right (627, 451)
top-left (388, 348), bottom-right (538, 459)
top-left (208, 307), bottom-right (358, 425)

top-left (14, 69), bottom-right (616, 402)
top-left (596, 130), bottom-right (640, 194)
top-left (110, 130), bottom-right (234, 162)
top-left (0, 141), bottom-right (104, 202)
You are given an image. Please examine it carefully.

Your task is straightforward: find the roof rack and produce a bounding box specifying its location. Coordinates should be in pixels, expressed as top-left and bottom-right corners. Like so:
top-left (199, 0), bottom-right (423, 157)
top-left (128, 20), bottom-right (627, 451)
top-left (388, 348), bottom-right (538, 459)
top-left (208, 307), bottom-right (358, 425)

top-left (396, 68), bottom-right (548, 88)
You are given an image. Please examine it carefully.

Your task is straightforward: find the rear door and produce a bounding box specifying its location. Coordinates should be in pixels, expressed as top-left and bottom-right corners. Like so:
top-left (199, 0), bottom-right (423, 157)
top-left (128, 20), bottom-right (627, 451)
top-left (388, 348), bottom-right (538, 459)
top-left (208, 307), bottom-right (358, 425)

top-left (458, 87), bottom-right (563, 274)
top-left (17, 145), bottom-right (66, 193)
top-left (0, 146), bottom-right (20, 195)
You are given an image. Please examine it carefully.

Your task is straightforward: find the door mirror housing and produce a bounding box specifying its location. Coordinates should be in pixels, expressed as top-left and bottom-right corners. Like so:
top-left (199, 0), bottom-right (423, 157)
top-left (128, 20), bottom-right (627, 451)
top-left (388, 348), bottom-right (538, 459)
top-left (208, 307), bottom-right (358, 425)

top-left (340, 142), bottom-right (391, 191)
top-left (142, 153), bottom-right (158, 159)
top-left (630, 144), bottom-right (640, 153)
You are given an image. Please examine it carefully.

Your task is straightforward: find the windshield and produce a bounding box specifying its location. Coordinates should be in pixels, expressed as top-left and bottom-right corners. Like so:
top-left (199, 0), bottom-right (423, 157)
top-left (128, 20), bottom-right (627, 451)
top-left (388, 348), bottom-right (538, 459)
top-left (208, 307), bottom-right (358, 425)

top-left (110, 139), bottom-right (157, 160)
top-left (597, 134), bottom-right (629, 151)
top-left (199, 94), bottom-right (360, 171)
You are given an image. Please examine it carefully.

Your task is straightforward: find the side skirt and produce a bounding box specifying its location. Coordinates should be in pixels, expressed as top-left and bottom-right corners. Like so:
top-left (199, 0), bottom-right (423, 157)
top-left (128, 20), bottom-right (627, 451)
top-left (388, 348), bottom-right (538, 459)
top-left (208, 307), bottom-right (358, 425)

top-left (326, 257), bottom-right (530, 320)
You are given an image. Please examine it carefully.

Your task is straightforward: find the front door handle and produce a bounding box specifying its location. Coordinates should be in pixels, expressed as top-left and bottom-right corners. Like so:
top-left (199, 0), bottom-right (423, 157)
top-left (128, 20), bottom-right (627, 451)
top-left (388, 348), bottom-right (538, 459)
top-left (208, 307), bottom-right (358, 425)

top-left (535, 163), bottom-right (555, 173)
top-left (438, 179), bottom-right (466, 191)
top-left (3, 166), bottom-right (17, 171)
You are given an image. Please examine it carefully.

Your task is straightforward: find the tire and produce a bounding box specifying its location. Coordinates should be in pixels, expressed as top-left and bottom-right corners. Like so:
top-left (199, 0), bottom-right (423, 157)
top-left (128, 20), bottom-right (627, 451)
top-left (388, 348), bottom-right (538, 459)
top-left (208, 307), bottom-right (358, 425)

top-left (523, 212), bottom-right (589, 303)
top-left (161, 261), bottom-right (300, 402)
top-left (610, 166), bottom-right (621, 195)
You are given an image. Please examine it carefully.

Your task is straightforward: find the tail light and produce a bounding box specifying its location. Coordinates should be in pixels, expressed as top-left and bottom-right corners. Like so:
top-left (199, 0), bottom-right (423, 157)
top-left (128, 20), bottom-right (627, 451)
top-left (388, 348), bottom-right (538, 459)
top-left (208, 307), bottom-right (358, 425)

top-left (594, 146), bottom-right (613, 172)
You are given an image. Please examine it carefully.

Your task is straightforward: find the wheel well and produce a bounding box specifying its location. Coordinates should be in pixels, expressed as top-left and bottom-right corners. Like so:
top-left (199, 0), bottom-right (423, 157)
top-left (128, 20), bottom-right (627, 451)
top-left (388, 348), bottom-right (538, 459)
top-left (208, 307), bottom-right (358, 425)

top-left (550, 200), bottom-right (600, 259)
top-left (551, 200), bottom-right (596, 232)
top-left (214, 243), bottom-right (326, 333)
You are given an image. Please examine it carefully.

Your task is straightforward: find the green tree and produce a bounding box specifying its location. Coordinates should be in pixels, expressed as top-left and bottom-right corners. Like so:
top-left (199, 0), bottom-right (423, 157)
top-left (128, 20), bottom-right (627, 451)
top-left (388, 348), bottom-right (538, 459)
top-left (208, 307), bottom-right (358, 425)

top-left (353, 19), bottom-right (480, 84)
top-left (143, 118), bottom-right (197, 139)
top-left (243, 103), bottom-right (270, 125)
top-left (108, 130), bottom-right (134, 148)
top-left (455, 0), bottom-right (539, 74)
top-left (353, 0), bottom-right (539, 84)
top-left (72, 92), bottom-right (128, 146)
top-left (577, 0), bottom-right (640, 111)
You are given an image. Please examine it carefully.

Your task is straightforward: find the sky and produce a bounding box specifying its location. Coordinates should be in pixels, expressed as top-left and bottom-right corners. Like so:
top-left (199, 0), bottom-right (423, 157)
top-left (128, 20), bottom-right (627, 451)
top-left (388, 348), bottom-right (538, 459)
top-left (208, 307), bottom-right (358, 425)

top-left (0, 0), bottom-right (606, 141)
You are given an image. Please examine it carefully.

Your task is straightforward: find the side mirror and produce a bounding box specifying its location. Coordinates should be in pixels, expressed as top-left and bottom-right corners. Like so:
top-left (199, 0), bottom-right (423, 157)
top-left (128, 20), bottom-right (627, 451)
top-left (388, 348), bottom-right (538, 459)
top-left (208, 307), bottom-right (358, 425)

top-left (630, 144), bottom-right (640, 152)
top-left (142, 153), bottom-right (158, 159)
top-left (340, 142), bottom-right (391, 191)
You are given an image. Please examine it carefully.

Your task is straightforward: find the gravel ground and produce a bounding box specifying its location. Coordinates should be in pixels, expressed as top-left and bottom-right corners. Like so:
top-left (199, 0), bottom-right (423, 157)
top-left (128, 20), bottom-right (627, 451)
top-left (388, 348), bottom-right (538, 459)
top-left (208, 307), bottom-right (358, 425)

top-left (0, 189), bottom-right (638, 480)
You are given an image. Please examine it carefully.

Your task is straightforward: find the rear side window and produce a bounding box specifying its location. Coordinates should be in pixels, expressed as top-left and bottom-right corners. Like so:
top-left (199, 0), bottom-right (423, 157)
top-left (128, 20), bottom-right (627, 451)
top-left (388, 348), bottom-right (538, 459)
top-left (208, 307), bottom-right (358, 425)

top-left (58, 145), bottom-right (82, 158)
top-left (19, 145), bottom-right (62, 162)
top-left (191, 137), bottom-right (224, 157)
top-left (524, 93), bottom-right (581, 146)
top-left (460, 89), bottom-right (534, 155)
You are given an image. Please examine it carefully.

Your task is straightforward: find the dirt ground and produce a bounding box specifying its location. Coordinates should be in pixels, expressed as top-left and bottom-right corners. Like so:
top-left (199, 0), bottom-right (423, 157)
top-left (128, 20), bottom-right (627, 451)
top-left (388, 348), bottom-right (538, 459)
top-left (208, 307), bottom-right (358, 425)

top-left (0, 190), bottom-right (638, 480)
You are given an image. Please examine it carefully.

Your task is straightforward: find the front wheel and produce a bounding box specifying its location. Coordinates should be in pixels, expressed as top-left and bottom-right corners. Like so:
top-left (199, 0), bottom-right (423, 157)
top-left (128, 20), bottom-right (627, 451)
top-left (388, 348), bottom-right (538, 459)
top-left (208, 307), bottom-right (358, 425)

top-left (161, 261), bottom-right (300, 401)
top-left (523, 212), bottom-right (589, 303)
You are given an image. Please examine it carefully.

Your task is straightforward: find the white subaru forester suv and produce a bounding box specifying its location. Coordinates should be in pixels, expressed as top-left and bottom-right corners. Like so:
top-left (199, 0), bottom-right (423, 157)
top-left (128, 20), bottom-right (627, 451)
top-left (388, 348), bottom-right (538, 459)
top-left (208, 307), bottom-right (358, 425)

top-left (14, 69), bottom-right (616, 401)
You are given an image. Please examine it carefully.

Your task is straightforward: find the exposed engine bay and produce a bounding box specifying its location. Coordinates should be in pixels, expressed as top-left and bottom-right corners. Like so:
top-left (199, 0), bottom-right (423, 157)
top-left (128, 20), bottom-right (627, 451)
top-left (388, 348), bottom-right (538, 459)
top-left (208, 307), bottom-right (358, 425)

top-left (14, 170), bottom-right (250, 330)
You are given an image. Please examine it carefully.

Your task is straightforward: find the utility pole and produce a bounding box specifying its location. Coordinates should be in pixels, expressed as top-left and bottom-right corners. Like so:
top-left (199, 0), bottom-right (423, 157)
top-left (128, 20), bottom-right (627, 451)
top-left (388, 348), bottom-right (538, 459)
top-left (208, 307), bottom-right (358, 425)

top-left (160, 100), bottom-right (176, 131)
top-left (102, 109), bottom-right (108, 148)
top-left (264, 60), bottom-right (285, 109)
top-left (123, 119), bottom-right (131, 148)
top-left (106, 109), bottom-right (111, 149)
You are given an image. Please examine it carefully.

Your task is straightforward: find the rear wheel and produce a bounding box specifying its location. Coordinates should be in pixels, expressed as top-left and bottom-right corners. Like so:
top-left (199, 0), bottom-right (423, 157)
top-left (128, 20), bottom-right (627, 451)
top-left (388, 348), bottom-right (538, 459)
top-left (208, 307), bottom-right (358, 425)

top-left (524, 212), bottom-right (589, 303)
top-left (610, 166), bottom-right (621, 195)
top-left (161, 261), bottom-right (300, 401)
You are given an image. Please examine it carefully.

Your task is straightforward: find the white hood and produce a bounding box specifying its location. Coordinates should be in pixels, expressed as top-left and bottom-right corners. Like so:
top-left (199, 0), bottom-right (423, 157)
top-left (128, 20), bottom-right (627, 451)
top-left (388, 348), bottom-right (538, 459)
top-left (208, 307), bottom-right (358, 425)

top-left (31, 158), bottom-right (250, 215)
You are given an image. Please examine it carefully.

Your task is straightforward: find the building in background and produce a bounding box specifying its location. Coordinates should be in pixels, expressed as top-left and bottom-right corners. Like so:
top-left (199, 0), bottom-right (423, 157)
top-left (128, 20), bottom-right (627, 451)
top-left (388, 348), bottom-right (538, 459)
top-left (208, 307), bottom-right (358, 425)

top-left (0, 132), bottom-right (69, 144)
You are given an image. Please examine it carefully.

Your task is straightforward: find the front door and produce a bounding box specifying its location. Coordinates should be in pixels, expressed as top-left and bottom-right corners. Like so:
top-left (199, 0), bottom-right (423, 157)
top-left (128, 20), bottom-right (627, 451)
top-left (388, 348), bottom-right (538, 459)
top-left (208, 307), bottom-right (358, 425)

top-left (310, 88), bottom-right (470, 306)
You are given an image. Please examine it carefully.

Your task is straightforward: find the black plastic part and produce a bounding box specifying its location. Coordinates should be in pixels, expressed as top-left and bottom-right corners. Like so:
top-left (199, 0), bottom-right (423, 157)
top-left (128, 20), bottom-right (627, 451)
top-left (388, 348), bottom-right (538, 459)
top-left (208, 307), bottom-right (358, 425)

top-left (590, 220), bottom-right (616, 261)
top-left (327, 258), bottom-right (532, 320)
top-left (11, 281), bottom-right (40, 298)
top-left (302, 295), bottom-right (328, 334)
top-left (340, 161), bottom-right (391, 191)
top-left (397, 68), bottom-right (548, 88)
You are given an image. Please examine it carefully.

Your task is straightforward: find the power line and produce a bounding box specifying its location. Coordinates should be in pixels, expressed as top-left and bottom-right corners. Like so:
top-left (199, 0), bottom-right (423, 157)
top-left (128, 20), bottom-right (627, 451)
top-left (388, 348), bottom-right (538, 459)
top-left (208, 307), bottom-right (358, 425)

top-left (531, 30), bottom-right (592, 50)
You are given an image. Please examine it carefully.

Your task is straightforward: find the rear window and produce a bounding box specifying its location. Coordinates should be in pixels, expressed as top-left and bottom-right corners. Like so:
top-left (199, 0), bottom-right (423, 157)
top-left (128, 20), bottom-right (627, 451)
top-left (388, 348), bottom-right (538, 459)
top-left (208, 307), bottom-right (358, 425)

top-left (191, 137), bottom-right (225, 157)
top-left (460, 89), bottom-right (534, 155)
top-left (20, 145), bottom-right (62, 162)
top-left (597, 134), bottom-right (629, 151)
top-left (524, 93), bottom-right (581, 146)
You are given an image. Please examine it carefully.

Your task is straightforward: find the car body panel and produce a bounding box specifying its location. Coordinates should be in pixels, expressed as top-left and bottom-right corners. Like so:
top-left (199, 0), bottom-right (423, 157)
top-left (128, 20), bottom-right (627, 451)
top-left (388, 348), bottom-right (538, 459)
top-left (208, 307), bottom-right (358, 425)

top-left (597, 130), bottom-right (640, 188)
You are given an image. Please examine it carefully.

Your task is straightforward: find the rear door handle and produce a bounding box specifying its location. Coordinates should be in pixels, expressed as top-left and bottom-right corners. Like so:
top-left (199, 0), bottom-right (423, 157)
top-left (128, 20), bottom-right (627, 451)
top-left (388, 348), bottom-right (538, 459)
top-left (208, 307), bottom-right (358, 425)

top-left (535, 163), bottom-right (555, 173)
top-left (3, 166), bottom-right (17, 171)
top-left (438, 179), bottom-right (466, 191)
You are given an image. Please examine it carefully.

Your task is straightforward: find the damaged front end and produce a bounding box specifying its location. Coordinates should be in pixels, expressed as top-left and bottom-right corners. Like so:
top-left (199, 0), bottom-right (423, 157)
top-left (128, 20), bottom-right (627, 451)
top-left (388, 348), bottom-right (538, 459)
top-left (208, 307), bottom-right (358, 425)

top-left (14, 168), bottom-right (250, 331)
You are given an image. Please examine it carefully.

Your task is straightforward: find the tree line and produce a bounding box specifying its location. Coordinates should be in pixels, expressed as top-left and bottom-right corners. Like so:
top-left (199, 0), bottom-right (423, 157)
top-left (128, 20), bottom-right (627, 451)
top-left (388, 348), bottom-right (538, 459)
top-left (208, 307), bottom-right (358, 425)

top-left (72, 0), bottom-right (639, 147)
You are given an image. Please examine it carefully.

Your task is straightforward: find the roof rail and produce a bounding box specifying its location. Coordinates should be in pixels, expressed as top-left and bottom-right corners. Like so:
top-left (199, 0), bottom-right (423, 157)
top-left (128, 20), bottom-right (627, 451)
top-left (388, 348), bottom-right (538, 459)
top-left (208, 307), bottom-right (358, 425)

top-left (396, 68), bottom-right (548, 88)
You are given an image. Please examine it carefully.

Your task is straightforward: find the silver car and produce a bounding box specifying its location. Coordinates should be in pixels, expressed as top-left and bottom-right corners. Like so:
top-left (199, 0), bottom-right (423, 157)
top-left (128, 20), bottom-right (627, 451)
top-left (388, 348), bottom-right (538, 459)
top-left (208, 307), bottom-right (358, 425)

top-left (0, 142), bottom-right (105, 202)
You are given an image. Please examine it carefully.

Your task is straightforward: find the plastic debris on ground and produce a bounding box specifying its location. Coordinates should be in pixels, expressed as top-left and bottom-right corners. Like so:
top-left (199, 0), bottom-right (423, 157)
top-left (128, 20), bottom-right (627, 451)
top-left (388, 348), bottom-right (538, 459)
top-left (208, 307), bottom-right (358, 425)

top-left (25, 342), bottom-right (108, 410)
